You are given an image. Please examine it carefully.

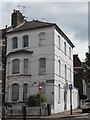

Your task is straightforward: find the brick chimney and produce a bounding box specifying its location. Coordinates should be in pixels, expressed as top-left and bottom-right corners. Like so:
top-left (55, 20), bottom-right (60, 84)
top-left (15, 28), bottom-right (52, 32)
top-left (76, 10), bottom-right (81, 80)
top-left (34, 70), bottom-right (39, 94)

top-left (11, 9), bottom-right (25, 27)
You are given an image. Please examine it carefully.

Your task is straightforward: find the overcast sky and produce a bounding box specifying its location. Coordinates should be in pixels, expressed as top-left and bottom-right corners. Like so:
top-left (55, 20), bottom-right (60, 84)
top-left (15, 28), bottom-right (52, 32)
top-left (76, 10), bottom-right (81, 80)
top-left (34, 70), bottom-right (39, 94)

top-left (0, 0), bottom-right (89, 61)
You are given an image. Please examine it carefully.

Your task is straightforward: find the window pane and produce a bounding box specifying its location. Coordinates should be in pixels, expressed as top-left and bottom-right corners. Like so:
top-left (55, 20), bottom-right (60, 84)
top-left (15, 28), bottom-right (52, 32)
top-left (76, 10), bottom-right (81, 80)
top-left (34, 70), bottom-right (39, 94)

top-left (23, 35), bottom-right (28, 48)
top-left (13, 37), bottom-right (18, 49)
top-left (70, 68), bottom-right (71, 81)
top-left (58, 84), bottom-right (60, 102)
top-left (69, 47), bottom-right (71, 58)
top-left (58, 35), bottom-right (60, 48)
top-left (64, 42), bottom-right (66, 54)
top-left (12, 59), bottom-right (20, 74)
top-left (39, 58), bottom-right (46, 74)
top-left (41, 83), bottom-right (45, 97)
top-left (24, 59), bottom-right (28, 74)
top-left (39, 33), bottom-right (46, 46)
top-left (12, 84), bottom-right (19, 101)
top-left (58, 60), bottom-right (61, 75)
top-left (65, 64), bottom-right (67, 79)
top-left (23, 84), bottom-right (28, 100)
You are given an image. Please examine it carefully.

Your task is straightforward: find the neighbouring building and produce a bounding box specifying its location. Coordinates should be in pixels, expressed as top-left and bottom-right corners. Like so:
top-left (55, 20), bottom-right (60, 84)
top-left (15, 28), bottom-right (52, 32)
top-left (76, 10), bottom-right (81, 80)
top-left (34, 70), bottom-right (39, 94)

top-left (73, 54), bottom-right (87, 107)
top-left (0, 28), bottom-right (7, 119)
top-left (0, 30), bottom-right (2, 108)
top-left (5, 9), bottom-right (78, 114)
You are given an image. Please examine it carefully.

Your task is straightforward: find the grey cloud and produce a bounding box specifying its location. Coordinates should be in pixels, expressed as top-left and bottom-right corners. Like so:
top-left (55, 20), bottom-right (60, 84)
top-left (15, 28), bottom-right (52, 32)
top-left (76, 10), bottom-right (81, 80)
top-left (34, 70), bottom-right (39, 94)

top-left (1, 2), bottom-right (88, 61)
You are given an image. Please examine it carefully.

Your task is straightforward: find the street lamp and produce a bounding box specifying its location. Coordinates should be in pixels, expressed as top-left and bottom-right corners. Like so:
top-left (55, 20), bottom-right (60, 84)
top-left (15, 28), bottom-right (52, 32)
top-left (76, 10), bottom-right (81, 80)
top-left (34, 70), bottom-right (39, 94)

top-left (39, 82), bottom-right (42, 116)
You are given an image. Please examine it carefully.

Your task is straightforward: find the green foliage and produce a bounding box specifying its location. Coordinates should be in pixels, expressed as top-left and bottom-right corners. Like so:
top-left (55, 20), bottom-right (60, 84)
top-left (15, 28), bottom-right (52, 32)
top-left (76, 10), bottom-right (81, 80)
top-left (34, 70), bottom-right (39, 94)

top-left (83, 52), bottom-right (90, 85)
top-left (25, 93), bottom-right (47, 106)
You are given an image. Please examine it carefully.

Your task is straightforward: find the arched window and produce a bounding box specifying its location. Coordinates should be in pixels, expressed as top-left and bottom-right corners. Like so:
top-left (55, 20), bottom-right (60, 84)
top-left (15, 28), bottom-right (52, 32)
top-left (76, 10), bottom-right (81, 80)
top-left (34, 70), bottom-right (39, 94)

top-left (58, 84), bottom-right (60, 102)
top-left (70, 68), bottom-right (71, 81)
top-left (23, 84), bottom-right (28, 101)
top-left (12, 37), bottom-right (18, 49)
top-left (39, 32), bottom-right (46, 46)
top-left (12, 83), bottom-right (19, 101)
top-left (39, 58), bottom-right (46, 74)
top-left (58, 60), bottom-right (61, 76)
top-left (58, 35), bottom-right (60, 48)
top-left (23, 35), bottom-right (29, 48)
top-left (65, 64), bottom-right (67, 80)
top-left (69, 47), bottom-right (71, 58)
top-left (12, 59), bottom-right (20, 74)
top-left (64, 42), bottom-right (66, 54)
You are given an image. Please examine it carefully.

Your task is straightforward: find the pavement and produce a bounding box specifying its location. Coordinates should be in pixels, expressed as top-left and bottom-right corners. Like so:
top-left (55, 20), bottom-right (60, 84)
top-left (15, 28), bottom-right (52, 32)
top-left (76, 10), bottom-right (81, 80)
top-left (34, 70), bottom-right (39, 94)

top-left (30, 109), bottom-right (88, 119)
top-left (6, 109), bottom-right (89, 119)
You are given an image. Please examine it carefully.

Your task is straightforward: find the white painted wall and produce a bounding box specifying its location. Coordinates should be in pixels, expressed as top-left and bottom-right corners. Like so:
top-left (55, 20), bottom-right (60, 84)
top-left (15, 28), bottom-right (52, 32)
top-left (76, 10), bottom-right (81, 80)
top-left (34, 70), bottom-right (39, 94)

top-left (6, 26), bottom-right (78, 114)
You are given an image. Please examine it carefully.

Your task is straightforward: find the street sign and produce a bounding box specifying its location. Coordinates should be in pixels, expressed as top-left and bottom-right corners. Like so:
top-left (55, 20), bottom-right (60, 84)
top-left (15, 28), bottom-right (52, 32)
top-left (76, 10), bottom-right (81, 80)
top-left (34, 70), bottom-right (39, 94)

top-left (69, 84), bottom-right (72, 90)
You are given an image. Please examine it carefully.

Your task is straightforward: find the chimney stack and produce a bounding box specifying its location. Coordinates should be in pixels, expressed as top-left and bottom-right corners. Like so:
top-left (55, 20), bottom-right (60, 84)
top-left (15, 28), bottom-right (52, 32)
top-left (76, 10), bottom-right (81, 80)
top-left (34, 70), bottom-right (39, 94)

top-left (11, 9), bottom-right (25, 27)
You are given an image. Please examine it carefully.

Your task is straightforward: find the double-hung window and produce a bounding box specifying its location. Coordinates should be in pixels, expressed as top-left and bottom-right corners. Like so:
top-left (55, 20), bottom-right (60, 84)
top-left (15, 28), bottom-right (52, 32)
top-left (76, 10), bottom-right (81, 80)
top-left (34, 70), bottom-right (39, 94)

top-left (58, 60), bottom-right (61, 76)
top-left (12, 83), bottom-right (19, 101)
top-left (58, 35), bottom-right (60, 49)
top-left (13, 37), bottom-right (18, 49)
top-left (12, 59), bottom-right (20, 74)
top-left (23, 35), bottom-right (29, 48)
top-left (39, 32), bottom-right (46, 46)
top-left (24, 59), bottom-right (28, 74)
top-left (64, 42), bottom-right (66, 54)
top-left (23, 84), bottom-right (28, 100)
top-left (58, 84), bottom-right (60, 103)
top-left (69, 47), bottom-right (71, 59)
top-left (39, 58), bottom-right (46, 74)
top-left (65, 64), bottom-right (67, 80)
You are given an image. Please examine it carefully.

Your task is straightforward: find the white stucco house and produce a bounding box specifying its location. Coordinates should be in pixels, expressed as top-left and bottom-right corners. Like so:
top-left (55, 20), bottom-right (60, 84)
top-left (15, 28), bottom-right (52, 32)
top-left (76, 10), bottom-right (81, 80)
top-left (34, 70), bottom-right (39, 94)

top-left (5, 10), bottom-right (78, 114)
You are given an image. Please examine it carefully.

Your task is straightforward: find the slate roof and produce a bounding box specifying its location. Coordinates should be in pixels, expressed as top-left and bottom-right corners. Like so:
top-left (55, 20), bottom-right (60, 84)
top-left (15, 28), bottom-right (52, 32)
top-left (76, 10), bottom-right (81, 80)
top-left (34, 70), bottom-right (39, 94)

top-left (7, 20), bottom-right (74, 48)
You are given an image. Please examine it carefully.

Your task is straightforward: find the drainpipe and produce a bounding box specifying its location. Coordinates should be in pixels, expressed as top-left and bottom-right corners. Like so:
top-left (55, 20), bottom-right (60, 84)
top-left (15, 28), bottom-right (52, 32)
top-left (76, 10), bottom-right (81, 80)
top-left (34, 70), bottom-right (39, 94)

top-left (2, 25), bottom-right (7, 120)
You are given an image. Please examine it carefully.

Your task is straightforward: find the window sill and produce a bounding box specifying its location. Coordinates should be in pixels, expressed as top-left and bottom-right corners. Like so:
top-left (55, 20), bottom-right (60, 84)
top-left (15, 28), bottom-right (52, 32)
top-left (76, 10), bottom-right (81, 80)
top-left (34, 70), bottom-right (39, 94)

top-left (7, 74), bottom-right (31, 78)
top-left (39, 73), bottom-right (47, 75)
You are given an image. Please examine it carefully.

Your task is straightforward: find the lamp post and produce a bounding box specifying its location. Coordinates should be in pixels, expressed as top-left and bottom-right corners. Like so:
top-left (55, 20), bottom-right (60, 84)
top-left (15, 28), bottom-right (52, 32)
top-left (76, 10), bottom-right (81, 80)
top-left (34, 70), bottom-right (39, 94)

top-left (39, 82), bottom-right (42, 116)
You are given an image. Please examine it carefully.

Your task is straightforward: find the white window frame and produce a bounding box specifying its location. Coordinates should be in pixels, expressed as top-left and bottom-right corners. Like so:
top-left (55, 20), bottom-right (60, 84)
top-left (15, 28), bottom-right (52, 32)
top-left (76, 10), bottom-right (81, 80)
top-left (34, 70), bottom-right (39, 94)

top-left (39, 58), bottom-right (46, 74)
top-left (12, 37), bottom-right (18, 49)
top-left (24, 59), bottom-right (28, 74)
top-left (69, 47), bottom-right (71, 59)
top-left (64, 42), bottom-right (66, 54)
top-left (58, 35), bottom-right (60, 49)
top-left (23, 83), bottom-right (28, 101)
top-left (65, 64), bottom-right (67, 80)
top-left (12, 59), bottom-right (20, 74)
top-left (58, 60), bottom-right (61, 76)
top-left (12, 83), bottom-right (19, 101)
top-left (58, 84), bottom-right (60, 103)
top-left (39, 32), bottom-right (46, 46)
top-left (23, 35), bottom-right (29, 48)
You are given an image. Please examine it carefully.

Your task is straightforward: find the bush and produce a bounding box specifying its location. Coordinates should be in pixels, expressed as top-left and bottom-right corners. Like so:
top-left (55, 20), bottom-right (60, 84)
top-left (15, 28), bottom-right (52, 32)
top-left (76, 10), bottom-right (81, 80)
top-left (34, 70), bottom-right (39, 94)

top-left (25, 93), bottom-right (47, 106)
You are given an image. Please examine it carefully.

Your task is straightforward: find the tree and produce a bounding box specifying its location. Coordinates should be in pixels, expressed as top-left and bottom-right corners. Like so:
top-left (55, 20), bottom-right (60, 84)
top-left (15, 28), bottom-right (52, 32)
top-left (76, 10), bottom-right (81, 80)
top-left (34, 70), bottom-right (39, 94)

top-left (83, 52), bottom-right (90, 85)
top-left (25, 93), bottom-right (47, 106)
